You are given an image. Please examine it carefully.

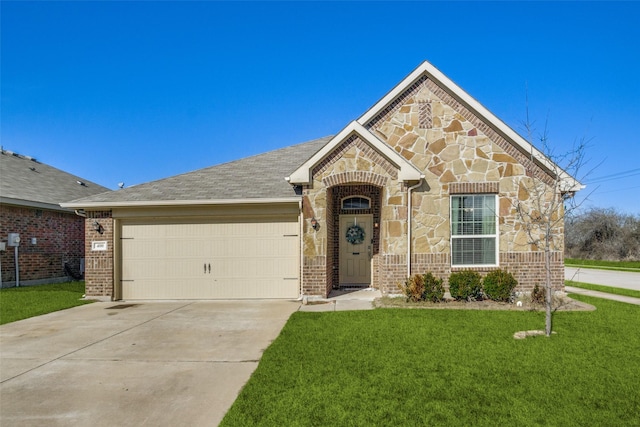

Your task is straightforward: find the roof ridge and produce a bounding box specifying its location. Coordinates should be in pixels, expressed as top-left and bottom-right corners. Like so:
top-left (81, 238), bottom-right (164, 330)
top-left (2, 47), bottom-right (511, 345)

top-left (1, 147), bottom-right (39, 163)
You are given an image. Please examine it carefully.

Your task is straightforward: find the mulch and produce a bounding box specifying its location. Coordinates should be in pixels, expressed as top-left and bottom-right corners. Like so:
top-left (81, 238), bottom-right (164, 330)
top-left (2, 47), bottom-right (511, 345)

top-left (374, 295), bottom-right (596, 311)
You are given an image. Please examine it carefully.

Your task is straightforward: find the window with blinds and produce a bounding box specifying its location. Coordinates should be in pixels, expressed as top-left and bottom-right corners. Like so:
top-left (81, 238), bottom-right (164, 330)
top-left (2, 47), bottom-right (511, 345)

top-left (451, 194), bottom-right (498, 266)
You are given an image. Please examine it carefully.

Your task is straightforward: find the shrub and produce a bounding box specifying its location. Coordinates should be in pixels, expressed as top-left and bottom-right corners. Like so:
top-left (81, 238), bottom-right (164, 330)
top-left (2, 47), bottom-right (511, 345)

top-left (400, 274), bottom-right (425, 302)
top-left (448, 270), bottom-right (482, 301)
top-left (531, 284), bottom-right (545, 304)
top-left (423, 272), bottom-right (445, 302)
top-left (482, 269), bottom-right (518, 302)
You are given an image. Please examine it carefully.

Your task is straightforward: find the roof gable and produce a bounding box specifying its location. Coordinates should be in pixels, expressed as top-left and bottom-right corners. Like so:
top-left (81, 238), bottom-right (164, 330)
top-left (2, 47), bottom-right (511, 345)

top-left (357, 61), bottom-right (583, 193)
top-left (287, 122), bottom-right (423, 185)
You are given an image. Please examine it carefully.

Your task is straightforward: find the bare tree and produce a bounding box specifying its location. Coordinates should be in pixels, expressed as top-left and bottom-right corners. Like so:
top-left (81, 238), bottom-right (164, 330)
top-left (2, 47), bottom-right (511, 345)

top-left (515, 111), bottom-right (589, 336)
top-left (566, 207), bottom-right (640, 261)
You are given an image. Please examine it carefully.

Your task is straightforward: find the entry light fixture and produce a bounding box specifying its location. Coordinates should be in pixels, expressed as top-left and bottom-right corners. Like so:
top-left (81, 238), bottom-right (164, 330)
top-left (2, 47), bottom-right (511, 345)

top-left (92, 220), bottom-right (104, 234)
top-left (310, 217), bottom-right (320, 231)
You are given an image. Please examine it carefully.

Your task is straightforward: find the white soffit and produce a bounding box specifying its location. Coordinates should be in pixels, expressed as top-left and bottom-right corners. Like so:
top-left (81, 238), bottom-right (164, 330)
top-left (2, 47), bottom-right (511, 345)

top-left (357, 60), bottom-right (583, 192)
top-left (287, 121), bottom-right (422, 185)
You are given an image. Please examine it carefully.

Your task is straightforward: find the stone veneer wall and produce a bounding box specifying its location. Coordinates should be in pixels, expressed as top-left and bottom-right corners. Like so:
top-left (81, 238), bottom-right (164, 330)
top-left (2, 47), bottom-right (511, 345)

top-left (302, 74), bottom-right (567, 296)
top-left (302, 134), bottom-right (407, 297)
top-left (0, 204), bottom-right (84, 286)
top-left (84, 211), bottom-right (114, 298)
top-left (364, 76), bottom-right (565, 293)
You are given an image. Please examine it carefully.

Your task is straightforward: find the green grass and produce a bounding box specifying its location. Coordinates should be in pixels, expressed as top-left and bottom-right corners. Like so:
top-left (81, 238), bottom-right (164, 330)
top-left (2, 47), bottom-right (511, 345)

top-left (565, 258), bottom-right (640, 272)
top-left (222, 296), bottom-right (640, 426)
top-left (566, 280), bottom-right (640, 299)
top-left (0, 281), bottom-right (92, 325)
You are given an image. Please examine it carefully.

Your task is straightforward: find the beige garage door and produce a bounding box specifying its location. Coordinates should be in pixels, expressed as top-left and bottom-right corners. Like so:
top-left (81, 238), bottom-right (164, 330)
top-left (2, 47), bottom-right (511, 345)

top-left (120, 219), bottom-right (299, 299)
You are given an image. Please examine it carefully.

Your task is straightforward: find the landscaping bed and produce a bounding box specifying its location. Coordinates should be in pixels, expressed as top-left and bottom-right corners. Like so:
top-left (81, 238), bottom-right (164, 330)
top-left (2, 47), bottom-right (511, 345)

top-left (375, 294), bottom-right (596, 312)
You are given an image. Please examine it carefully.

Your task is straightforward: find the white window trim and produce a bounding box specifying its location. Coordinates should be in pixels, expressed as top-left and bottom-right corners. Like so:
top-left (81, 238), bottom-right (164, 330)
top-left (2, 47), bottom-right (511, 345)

top-left (450, 194), bottom-right (499, 268)
top-left (341, 196), bottom-right (372, 210)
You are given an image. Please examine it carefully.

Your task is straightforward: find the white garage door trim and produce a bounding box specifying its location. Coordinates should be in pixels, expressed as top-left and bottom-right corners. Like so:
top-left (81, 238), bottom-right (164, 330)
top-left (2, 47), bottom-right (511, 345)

top-left (119, 217), bottom-right (299, 300)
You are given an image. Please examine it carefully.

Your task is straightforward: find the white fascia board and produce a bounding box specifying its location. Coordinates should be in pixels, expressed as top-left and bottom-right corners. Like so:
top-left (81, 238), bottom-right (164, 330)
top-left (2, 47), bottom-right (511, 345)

top-left (287, 121), bottom-right (422, 184)
top-left (2, 197), bottom-right (72, 213)
top-left (60, 197), bottom-right (301, 209)
top-left (357, 60), bottom-right (583, 192)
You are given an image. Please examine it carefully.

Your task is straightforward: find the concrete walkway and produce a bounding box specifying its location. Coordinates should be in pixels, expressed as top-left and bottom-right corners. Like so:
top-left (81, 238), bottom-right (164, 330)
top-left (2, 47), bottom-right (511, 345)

top-left (299, 288), bottom-right (382, 312)
top-left (565, 286), bottom-right (640, 305)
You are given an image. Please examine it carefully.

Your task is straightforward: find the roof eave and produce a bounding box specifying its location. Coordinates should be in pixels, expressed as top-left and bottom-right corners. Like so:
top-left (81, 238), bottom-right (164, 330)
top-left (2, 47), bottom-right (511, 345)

top-left (60, 197), bottom-right (302, 210)
top-left (1, 196), bottom-right (74, 213)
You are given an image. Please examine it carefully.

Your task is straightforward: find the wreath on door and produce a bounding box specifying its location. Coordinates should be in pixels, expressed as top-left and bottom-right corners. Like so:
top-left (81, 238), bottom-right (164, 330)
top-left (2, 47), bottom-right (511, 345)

top-left (345, 224), bottom-right (365, 245)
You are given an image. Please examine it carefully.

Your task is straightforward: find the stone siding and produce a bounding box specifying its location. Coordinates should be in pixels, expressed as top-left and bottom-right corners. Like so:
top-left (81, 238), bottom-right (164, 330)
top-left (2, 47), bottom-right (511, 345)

top-left (0, 204), bottom-right (84, 286)
top-left (302, 134), bottom-right (407, 296)
top-left (302, 74), bottom-right (565, 296)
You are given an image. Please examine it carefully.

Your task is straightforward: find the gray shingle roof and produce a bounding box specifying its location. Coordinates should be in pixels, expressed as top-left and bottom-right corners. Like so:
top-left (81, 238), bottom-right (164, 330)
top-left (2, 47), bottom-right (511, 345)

top-left (0, 149), bottom-right (111, 210)
top-left (65, 136), bottom-right (332, 206)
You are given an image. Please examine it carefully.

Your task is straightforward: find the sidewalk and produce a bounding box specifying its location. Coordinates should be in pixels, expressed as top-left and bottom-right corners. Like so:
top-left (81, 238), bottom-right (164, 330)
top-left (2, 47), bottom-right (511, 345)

top-left (298, 288), bottom-right (381, 312)
top-left (565, 286), bottom-right (640, 306)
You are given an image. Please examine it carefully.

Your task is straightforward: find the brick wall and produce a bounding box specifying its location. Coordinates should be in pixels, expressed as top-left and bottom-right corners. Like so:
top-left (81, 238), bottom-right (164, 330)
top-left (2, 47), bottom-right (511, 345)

top-left (400, 251), bottom-right (564, 295)
top-left (84, 211), bottom-right (114, 298)
top-left (0, 204), bottom-right (84, 286)
top-left (381, 254), bottom-right (407, 294)
top-left (499, 251), bottom-right (564, 292)
top-left (302, 256), bottom-right (327, 296)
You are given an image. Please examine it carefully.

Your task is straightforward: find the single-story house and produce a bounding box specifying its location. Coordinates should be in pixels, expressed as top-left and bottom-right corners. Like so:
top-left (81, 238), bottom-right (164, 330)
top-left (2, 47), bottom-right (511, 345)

top-left (62, 61), bottom-right (582, 300)
top-left (1, 149), bottom-right (110, 287)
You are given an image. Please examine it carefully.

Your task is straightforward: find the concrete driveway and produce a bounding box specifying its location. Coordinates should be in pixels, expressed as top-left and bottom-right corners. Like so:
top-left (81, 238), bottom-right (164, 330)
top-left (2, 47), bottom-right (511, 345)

top-left (0, 300), bottom-right (300, 426)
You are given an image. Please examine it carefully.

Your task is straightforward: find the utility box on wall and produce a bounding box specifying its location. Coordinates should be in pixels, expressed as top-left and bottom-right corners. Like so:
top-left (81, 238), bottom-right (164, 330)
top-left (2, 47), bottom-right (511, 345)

top-left (8, 233), bottom-right (20, 247)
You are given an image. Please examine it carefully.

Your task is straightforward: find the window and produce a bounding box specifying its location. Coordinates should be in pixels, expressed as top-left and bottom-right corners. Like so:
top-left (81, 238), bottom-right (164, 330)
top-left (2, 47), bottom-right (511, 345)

top-left (342, 196), bottom-right (370, 210)
top-left (451, 194), bottom-right (498, 266)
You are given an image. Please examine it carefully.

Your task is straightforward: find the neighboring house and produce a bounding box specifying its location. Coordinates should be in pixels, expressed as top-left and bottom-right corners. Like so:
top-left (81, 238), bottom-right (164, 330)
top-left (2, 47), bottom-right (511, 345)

top-left (0, 149), bottom-right (110, 287)
top-left (63, 61), bottom-right (582, 301)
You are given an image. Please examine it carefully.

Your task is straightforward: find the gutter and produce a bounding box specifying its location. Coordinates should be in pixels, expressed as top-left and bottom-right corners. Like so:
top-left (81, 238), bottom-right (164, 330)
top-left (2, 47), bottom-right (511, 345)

top-left (60, 197), bottom-right (301, 209)
top-left (407, 176), bottom-right (425, 278)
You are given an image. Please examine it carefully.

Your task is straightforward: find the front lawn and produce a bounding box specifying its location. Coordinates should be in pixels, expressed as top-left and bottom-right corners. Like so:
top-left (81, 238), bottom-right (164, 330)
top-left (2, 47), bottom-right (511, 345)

top-left (222, 295), bottom-right (640, 426)
top-left (0, 281), bottom-right (92, 325)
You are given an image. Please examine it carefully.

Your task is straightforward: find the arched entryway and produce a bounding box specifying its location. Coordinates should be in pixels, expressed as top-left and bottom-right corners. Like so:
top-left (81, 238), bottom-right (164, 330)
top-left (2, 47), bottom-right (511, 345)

top-left (327, 184), bottom-right (382, 289)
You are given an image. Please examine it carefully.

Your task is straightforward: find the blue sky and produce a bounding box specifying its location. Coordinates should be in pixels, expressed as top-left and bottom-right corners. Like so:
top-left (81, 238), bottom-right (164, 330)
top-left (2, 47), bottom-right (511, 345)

top-left (2, 1), bottom-right (639, 214)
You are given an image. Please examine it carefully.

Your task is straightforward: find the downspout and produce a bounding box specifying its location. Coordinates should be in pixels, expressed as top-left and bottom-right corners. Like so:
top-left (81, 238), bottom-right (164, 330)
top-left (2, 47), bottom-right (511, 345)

top-left (299, 197), bottom-right (304, 299)
top-left (14, 245), bottom-right (20, 287)
top-left (407, 176), bottom-right (425, 278)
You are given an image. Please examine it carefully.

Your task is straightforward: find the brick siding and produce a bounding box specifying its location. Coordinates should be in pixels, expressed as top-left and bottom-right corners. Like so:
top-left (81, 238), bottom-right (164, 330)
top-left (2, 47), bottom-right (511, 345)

top-left (0, 204), bottom-right (84, 286)
top-left (401, 251), bottom-right (564, 295)
top-left (84, 211), bottom-right (114, 298)
top-left (302, 255), bottom-right (327, 296)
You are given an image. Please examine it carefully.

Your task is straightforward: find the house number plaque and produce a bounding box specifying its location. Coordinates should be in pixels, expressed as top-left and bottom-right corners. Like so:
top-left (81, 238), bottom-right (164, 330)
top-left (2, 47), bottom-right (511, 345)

top-left (91, 241), bottom-right (108, 251)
